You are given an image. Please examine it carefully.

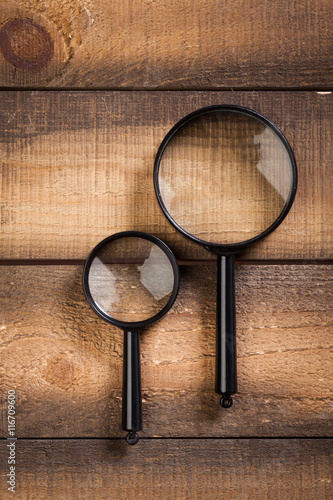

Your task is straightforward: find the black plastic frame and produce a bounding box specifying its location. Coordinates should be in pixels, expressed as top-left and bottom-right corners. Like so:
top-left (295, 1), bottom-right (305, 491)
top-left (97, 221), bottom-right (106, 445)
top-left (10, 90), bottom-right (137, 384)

top-left (153, 104), bottom-right (298, 254)
top-left (83, 230), bottom-right (180, 330)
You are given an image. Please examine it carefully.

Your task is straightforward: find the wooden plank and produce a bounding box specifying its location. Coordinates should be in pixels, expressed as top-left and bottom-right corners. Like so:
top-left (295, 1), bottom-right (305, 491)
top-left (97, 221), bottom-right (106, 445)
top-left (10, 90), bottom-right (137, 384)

top-left (0, 264), bottom-right (332, 438)
top-left (0, 0), bottom-right (331, 88)
top-left (0, 439), bottom-right (332, 499)
top-left (0, 91), bottom-right (332, 260)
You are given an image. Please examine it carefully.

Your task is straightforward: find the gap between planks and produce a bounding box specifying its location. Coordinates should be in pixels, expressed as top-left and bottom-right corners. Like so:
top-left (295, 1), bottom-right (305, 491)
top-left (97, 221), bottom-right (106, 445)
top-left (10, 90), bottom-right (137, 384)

top-left (1, 436), bottom-right (333, 440)
top-left (0, 87), bottom-right (332, 92)
top-left (0, 259), bottom-right (332, 266)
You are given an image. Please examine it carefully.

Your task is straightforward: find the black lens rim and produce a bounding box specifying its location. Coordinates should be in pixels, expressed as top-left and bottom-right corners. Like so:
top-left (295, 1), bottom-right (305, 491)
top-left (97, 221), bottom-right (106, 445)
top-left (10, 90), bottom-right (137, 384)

top-left (83, 231), bottom-right (180, 330)
top-left (154, 104), bottom-right (298, 254)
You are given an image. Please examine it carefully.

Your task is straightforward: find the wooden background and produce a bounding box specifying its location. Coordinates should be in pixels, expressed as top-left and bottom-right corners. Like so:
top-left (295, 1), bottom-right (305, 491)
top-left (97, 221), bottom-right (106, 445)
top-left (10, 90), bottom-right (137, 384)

top-left (0, 0), bottom-right (332, 498)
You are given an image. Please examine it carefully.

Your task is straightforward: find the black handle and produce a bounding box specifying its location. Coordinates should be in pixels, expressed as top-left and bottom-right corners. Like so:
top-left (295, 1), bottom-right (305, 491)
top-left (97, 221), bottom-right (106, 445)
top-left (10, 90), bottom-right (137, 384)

top-left (215, 254), bottom-right (237, 407)
top-left (122, 330), bottom-right (142, 444)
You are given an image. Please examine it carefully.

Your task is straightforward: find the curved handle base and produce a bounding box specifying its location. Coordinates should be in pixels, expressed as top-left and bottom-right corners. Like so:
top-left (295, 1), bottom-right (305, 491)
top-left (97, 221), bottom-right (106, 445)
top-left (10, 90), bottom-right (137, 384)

top-left (220, 394), bottom-right (233, 408)
top-left (126, 432), bottom-right (140, 445)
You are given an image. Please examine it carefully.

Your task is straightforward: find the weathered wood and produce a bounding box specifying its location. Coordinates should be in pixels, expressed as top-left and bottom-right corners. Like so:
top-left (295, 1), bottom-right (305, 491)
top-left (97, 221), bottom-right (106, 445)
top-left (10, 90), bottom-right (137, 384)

top-left (0, 0), bottom-right (331, 88)
top-left (0, 265), bottom-right (331, 437)
top-left (0, 91), bottom-right (332, 260)
top-left (0, 439), bottom-right (332, 499)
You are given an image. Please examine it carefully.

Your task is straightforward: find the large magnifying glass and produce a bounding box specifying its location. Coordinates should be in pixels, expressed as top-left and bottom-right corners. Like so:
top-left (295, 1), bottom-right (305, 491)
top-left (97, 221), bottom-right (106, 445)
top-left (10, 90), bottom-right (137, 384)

top-left (83, 231), bottom-right (179, 444)
top-left (154, 105), bottom-right (297, 408)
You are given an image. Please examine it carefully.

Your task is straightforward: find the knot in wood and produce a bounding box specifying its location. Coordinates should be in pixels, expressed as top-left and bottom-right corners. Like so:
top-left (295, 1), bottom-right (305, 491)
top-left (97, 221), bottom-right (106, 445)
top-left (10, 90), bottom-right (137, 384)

top-left (0, 18), bottom-right (54, 70)
top-left (46, 354), bottom-right (75, 390)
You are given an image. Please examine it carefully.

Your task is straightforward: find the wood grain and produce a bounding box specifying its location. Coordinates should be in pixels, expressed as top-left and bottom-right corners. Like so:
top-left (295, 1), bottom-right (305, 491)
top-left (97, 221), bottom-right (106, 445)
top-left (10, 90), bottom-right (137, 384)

top-left (0, 439), bottom-right (332, 499)
top-left (0, 91), bottom-right (332, 260)
top-left (0, 1), bottom-right (330, 498)
top-left (0, 265), bottom-right (331, 438)
top-left (0, 0), bottom-right (331, 88)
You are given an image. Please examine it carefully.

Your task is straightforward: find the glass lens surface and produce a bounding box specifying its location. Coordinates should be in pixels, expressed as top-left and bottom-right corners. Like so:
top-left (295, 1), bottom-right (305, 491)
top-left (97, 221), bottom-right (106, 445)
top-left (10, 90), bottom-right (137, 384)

top-left (87, 236), bottom-right (175, 323)
top-left (158, 110), bottom-right (294, 245)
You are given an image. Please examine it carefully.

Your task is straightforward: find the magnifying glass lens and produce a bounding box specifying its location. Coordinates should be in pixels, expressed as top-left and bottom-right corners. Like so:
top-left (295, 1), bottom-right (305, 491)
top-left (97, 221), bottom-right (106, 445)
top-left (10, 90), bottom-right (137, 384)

top-left (88, 237), bottom-right (175, 323)
top-left (158, 110), bottom-right (293, 245)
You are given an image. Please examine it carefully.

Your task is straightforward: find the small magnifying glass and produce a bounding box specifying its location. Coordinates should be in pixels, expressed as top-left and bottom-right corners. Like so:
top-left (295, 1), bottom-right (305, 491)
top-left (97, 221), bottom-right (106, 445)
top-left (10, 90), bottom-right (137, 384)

top-left (83, 231), bottom-right (179, 444)
top-left (154, 105), bottom-right (297, 408)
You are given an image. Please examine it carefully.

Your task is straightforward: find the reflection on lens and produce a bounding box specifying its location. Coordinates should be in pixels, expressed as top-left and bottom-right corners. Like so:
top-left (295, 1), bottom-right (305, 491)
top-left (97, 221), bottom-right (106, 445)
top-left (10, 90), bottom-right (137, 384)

top-left (158, 110), bottom-right (293, 245)
top-left (87, 237), bottom-right (175, 322)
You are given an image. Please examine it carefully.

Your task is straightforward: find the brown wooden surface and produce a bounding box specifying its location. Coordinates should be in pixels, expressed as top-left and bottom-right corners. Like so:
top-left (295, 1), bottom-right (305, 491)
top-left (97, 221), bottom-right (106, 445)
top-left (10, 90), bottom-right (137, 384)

top-left (0, 91), bottom-right (332, 260)
top-left (0, 1), bottom-right (332, 496)
top-left (0, 439), bottom-right (332, 500)
top-left (1, 264), bottom-right (332, 438)
top-left (0, 0), bottom-right (332, 89)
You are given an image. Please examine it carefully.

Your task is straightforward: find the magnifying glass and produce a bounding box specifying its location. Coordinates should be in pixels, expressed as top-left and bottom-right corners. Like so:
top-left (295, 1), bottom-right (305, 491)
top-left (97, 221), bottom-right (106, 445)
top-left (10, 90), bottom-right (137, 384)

top-left (154, 105), bottom-right (297, 408)
top-left (83, 231), bottom-right (180, 444)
